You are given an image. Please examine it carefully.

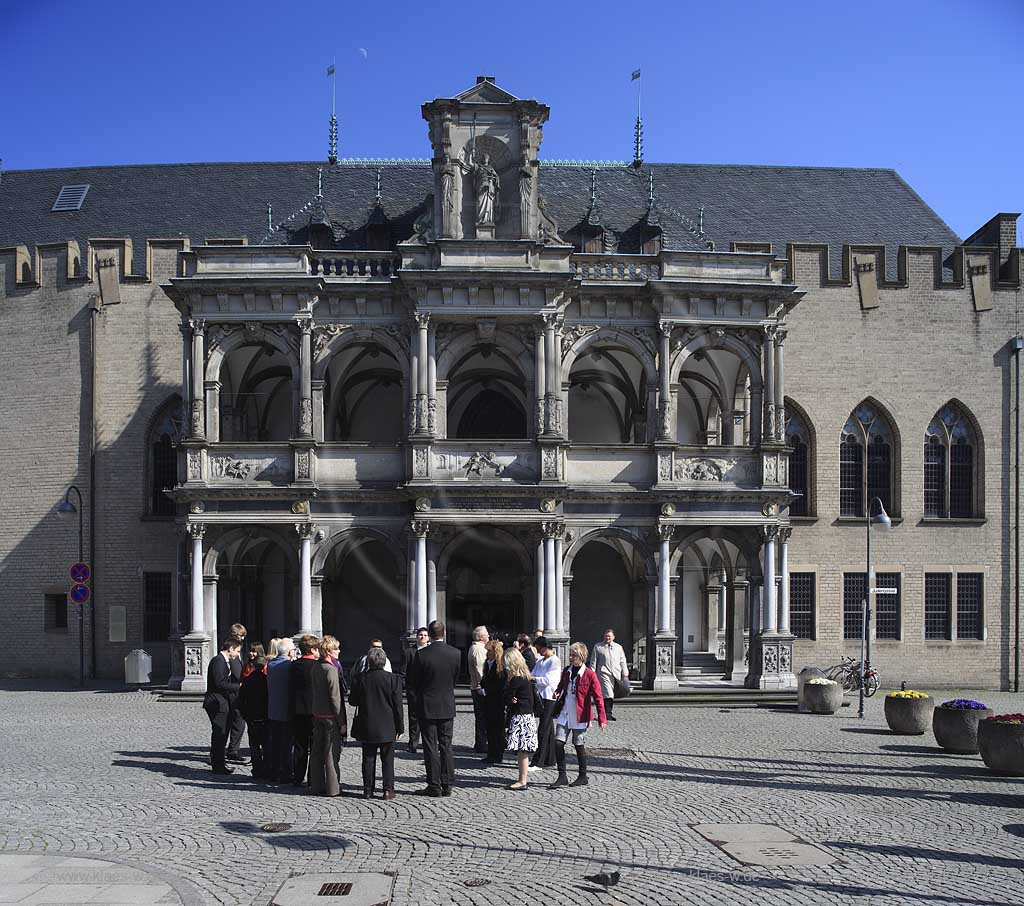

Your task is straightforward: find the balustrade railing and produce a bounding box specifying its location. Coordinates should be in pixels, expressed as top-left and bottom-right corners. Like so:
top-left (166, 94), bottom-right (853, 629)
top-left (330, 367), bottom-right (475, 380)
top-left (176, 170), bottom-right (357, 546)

top-left (310, 251), bottom-right (401, 278)
top-left (570, 254), bottom-right (661, 282)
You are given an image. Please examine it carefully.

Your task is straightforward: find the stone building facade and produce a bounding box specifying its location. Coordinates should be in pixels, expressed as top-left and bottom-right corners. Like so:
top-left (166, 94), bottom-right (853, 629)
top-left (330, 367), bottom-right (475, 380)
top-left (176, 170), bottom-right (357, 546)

top-left (0, 77), bottom-right (1020, 691)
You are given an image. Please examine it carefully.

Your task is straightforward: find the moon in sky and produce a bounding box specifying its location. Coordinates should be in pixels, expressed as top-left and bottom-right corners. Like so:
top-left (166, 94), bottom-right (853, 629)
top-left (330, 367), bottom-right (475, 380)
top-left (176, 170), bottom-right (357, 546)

top-left (358, 47), bottom-right (368, 60)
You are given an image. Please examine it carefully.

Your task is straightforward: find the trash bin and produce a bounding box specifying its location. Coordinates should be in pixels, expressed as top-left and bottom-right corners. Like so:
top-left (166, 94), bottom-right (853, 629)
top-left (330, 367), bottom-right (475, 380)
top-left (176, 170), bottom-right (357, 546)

top-left (797, 666), bottom-right (827, 713)
top-left (125, 649), bottom-right (152, 685)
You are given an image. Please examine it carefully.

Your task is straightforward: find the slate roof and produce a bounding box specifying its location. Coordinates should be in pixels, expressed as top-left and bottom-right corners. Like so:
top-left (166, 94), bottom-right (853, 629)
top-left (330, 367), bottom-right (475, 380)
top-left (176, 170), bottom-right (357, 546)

top-left (0, 159), bottom-right (961, 279)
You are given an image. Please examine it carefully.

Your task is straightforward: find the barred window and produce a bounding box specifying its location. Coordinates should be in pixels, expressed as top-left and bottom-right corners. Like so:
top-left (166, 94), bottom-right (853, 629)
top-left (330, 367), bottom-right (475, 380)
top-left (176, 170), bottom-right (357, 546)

top-left (785, 404), bottom-right (812, 517)
top-left (45, 593), bottom-right (68, 632)
top-left (875, 572), bottom-right (901, 640)
top-left (841, 402), bottom-right (894, 518)
top-left (789, 572), bottom-right (815, 639)
top-left (143, 572), bottom-right (172, 643)
top-left (924, 573), bottom-right (952, 640)
top-left (843, 572), bottom-right (866, 640)
top-left (924, 404), bottom-right (977, 519)
top-left (956, 573), bottom-right (983, 640)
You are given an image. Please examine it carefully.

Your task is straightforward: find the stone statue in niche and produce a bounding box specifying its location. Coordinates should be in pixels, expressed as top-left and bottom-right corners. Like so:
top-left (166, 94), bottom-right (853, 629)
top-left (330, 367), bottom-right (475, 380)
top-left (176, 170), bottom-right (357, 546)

top-left (518, 156), bottom-right (532, 236)
top-left (473, 154), bottom-right (500, 226)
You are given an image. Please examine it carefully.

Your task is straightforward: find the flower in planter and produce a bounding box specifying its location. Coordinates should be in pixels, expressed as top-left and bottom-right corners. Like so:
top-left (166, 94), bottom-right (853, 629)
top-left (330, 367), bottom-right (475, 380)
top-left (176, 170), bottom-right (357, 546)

top-left (986, 713), bottom-right (1024, 724)
top-left (887, 690), bottom-right (929, 699)
top-left (940, 698), bottom-right (989, 710)
top-left (806, 677), bottom-right (838, 685)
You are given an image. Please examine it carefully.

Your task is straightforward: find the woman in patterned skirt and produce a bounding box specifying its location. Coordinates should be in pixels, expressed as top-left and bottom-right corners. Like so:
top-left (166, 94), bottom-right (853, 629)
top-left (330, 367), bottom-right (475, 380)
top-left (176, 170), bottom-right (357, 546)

top-left (502, 647), bottom-right (538, 791)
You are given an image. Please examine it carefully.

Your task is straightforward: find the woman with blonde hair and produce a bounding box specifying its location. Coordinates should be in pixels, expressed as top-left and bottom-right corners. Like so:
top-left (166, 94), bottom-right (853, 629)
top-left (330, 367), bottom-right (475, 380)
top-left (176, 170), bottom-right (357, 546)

top-left (502, 647), bottom-right (537, 790)
top-left (266, 638), bottom-right (281, 660)
top-left (480, 639), bottom-right (506, 764)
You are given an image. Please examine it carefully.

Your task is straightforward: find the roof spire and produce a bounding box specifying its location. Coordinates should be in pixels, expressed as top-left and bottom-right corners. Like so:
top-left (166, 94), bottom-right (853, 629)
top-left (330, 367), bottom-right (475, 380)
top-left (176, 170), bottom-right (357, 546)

top-left (317, 167), bottom-right (323, 199)
top-left (267, 203), bottom-right (273, 235)
top-left (327, 60), bottom-right (338, 165)
top-left (631, 68), bottom-right (644, 168)
top-left (375, 167), bottom-right (382, 206)
top-left (647, 170), bottom-right (655, 212)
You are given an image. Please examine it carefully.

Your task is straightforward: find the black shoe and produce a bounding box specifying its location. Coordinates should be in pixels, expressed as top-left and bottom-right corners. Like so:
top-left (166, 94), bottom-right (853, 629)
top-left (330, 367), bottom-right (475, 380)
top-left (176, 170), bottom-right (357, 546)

top-left (441, 787), bottom-right (452, 797)
top-left (571, 774), bottom-right (589, 786)
top-left (548, 774), bottom-right (569, 789)
top-left (408, 743), bottom-right (417, 754)
top-left (212, 766), bottom-right (234, 775)
top-left (414, 787), bottom-right (443, 798)
top-left (607, 715), bottom-right (617, 721)
top-left (225, 755), bottom-right (250, 764)
top-left (361, 791), bottom-right (373, 799)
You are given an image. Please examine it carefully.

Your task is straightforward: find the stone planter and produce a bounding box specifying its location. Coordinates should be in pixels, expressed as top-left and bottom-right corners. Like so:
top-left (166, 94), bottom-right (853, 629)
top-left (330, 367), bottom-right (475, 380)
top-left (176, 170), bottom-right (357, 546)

top-left (884, 696), bottom-right (934, 735)
top-left (932, 706), bottom-right (993, 754)
top-left (804, 682), bottom-right (844, 714)
top-left (978, 720), bottom-right (1024, 776)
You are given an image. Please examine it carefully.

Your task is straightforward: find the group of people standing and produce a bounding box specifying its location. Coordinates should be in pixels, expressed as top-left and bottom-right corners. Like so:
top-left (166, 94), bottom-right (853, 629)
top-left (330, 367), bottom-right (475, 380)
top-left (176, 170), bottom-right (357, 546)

top-left (201, 620), bottom-right (631, 797)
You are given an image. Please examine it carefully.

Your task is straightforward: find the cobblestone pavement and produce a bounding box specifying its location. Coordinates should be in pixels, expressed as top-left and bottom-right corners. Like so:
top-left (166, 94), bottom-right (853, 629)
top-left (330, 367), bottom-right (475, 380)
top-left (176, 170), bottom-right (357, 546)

top-left (1, 684), bottom-right (1024, 905)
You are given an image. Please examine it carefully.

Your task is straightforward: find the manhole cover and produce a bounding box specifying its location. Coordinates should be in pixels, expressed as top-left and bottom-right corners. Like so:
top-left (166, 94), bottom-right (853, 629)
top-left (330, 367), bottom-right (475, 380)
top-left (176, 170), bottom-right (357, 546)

top-left (261, 822), bottom-right (292, 833)
top-left (464, 879), bottom-right (490, 888)
top-left (272, 873), bottom-right (393, 906)
top-left (692, 823), bottom-right (837, 867)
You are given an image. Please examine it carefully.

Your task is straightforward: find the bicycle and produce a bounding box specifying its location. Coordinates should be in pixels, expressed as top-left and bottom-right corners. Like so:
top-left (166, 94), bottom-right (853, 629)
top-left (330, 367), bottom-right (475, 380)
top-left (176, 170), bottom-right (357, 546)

top-left (825, 656), bottom-right (880, 697)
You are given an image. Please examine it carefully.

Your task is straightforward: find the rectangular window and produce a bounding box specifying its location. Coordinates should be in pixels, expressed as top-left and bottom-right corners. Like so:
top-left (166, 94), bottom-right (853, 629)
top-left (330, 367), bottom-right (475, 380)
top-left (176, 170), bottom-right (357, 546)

top-left (924, 443), bottom-right (945, 517)
top-left (45, 593), bottom-right (68, 632)
top-left (956, 573), bottom-right (983, 640)
top-left (924, 572), bottom-right (952, 640)
top-left (874, 572), bottom-right (901, 640)
top-left (143, 572), bottom-right (172, 643)
top-left (789, 573), bottom-right (815, 639)
top-left (843, 572), bottom-right (866, 640)
top-left (840, 443), bottom-right (863, 517)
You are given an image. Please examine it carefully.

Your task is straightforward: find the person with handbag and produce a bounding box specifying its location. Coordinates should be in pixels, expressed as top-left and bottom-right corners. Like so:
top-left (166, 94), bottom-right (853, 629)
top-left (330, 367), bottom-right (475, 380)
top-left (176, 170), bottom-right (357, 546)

top-left (502, 647), bottom-right (538, 791)
top-left (588, 629), bottom-right (630, 721)
top-left (528, 636), bottom-right (561, 771)
top-left (549, 642), bottom-right (606, 788)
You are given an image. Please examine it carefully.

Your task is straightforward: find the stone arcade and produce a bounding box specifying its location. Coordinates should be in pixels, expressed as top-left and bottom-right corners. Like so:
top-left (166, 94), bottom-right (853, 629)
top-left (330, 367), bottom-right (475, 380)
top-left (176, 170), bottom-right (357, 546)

top-left (1, 76), bottom-right (1019, 691)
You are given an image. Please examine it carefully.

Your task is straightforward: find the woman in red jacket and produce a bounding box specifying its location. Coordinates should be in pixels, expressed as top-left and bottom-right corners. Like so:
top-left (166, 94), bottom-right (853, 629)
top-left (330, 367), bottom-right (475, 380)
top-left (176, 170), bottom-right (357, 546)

top-left (548, 642), bottom-right (606, 788)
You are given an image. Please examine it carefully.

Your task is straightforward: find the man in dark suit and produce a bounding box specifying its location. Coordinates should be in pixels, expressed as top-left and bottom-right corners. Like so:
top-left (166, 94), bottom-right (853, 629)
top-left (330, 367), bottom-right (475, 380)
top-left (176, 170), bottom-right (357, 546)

top-left (203, 637), bottom-right (242, 775)
top-left (399, 626), bottom-right (429, 753)
top-left (289, 634), bottom-right (321, 786)
top-left (406, 619), bottom-right (461, 797)
top-left (350, 646), bottom-right (404, 799)
top-left (226, 623), bottom-right (250, 764)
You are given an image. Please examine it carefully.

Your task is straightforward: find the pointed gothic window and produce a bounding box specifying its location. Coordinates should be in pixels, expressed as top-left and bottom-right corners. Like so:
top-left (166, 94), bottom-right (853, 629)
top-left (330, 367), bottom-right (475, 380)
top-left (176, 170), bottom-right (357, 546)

top-left (785, 404), bottom-right (812, 517)
top-left (924, 403), bottom-right (977, 518)
top-left (147, 397), bottom-right (182, 517)
top-left (840, 402), bottom-right (895, 518)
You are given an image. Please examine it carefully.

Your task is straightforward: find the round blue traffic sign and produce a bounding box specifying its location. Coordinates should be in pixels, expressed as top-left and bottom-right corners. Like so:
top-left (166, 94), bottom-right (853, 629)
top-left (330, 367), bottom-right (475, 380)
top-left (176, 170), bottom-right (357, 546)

top-left (70, 584), bottom-right (91, 605)
top-left (70, 562), bottom-right (90, 584)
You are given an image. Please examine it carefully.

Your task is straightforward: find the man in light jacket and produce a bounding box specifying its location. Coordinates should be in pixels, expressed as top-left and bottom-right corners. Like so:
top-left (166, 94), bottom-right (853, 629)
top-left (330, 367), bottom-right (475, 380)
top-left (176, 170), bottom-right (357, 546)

top-left (589, 628), bottom-right (629, 721)
top-left (467, 625), bottom-right (489, 754)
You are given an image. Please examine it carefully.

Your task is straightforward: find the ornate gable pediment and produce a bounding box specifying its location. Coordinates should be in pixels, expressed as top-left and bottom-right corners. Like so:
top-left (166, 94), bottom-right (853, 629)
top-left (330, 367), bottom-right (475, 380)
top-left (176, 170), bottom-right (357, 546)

top-left (452, 77), bottom-right (520, 104)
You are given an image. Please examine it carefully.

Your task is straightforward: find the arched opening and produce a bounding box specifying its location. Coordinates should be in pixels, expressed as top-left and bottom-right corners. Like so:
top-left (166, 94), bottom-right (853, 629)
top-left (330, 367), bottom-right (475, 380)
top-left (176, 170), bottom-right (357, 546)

top-left (785, 399), bottom-right (814, 517)
top-left (321, 537), bottom-right (404, 670)
top-left (568, 343), bottom-right (647, 443)
top-left (214, 532), bottom-right (296, 648)
top-left (676, 347), bottom-right (746, 446)
top-left (444, 529), bottom-right (528, 665)
top-left (146, 395), bottom-right (182, 518)
top-left (323, 342), bottom-right (404, 442)
top-left (841, 400), bottom-right (897, 517)
top-left (925, 401), bottom-right (980, 518)
top-left (569, 539), bottom-right (638, 656)
top-left (448, 345), bottom-right (528, 440)
top-left (218, 342), bottom-right (293, 442)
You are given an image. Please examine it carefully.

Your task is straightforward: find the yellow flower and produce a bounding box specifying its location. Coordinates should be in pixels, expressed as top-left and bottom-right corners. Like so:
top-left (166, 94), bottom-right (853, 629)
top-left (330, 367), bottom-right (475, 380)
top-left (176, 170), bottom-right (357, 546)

top-left (887, 690), bottom-right (929, 699)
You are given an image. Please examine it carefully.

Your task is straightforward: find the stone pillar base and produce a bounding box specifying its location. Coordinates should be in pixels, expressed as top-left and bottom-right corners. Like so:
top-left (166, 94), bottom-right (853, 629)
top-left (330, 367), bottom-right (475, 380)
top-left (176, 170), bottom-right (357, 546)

top-left (168, 633), bottom-right (186, 691)
top-left (546, 633), bottom-right (569, 667)
top-left (180, 632), bottom-right (211, 694)
top-left (647, 633), bottom-right (678, 691)
top-left (746, 633), bottom-right (797, 690)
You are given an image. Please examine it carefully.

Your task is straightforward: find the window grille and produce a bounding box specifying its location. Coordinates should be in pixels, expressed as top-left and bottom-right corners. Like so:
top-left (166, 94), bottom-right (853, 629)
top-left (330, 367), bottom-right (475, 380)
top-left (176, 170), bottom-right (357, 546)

top-left (875, 572), bottom-right (901, 640)
top-left (956, 573), bottom-right (983, 640)
top-left (924, 404), bottom-right (976, 519)
top-left (840, 439), bottom-right (863, 517)
top-left (843, 572), bottom-right (866, 640)
top-left (45, 593), bottom-right (68, 632)
top-left (866, 438), bottom-right (891, 516)
top-left (924, 573), bottom-right (952, 640)
top-left (143, 572), bottom-right (172, 643)
top-left (52, 184), bottom-right (90, 211)
top-left (924, 441), bottom-right (945, 517)
top-left (789, 573), bottom-right (815, 639)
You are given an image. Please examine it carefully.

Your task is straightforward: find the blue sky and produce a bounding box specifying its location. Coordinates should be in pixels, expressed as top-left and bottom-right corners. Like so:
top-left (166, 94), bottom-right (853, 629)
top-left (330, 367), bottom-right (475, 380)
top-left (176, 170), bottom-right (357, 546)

top-left (3, 0), bottom-right (1021, 240)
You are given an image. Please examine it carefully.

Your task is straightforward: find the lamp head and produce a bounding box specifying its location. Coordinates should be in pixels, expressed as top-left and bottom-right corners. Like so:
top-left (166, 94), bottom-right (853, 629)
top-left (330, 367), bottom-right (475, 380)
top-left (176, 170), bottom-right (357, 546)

top-left (57, 499), bottom-right (77, 515)
top-left (869, 498), bottom-right (891, 529)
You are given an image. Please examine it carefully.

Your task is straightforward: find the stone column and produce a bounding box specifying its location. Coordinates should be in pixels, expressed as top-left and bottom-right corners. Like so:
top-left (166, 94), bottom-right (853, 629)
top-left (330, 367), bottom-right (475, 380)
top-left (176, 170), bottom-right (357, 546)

top-left (534, 325), bottom-right (546, 437)
top-left (716, 575), bottom-right (728, 661)
top-left (535, 534), bottom-right (545, 633)
top-left (543, 314), bottom-right (561, 435)
top-left (311, 574), bottom-right (324, 636)
top-left (763, 327), bottom-right (776, 444)
top-left (189, 319), bottom-right (206, 440)
top-left (762, 526), bottom-right (778, 635)
top-left (651, 523), bottom-right (678, 690)
top-left (408, 320), bottom-right (419, 434)
top-left (427, 321), bottom-right (437, 436)
top-left (778, 527), bottom-right (791, 634)
top-left (406, 537), bottom-right (417, 634)
top-left (296, 524), bottom-right (314, 636)
top-left (412, 520), bottom-right (429, 629)
top-left (542, 523), bottom-right (558, 633)
top-left (726, 579), bottom-right (748, 683)
top-left (427, 547), bottom-right (438, 624)
top-left (416, 313), bottom-right (430, 435)
top-left (774, 328), bottom-right (786, 442)
top-left (203, 575), bottom-right (218, 645)
top-left (180, 523), bottom-right (210, 693)
top-left (555, 533), bottom-right (565, 634)
top-left (297, 317), bottom-right (313, 438)
top-left (657, 321), bottom-right (673, 440)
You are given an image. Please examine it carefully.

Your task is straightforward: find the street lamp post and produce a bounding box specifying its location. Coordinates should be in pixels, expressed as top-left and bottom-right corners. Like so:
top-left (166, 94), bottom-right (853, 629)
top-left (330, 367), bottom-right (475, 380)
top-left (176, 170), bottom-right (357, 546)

top-left (58, 486), bottom-right (85, 688)
top-left (860, 495), bottom-right (892, 719)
